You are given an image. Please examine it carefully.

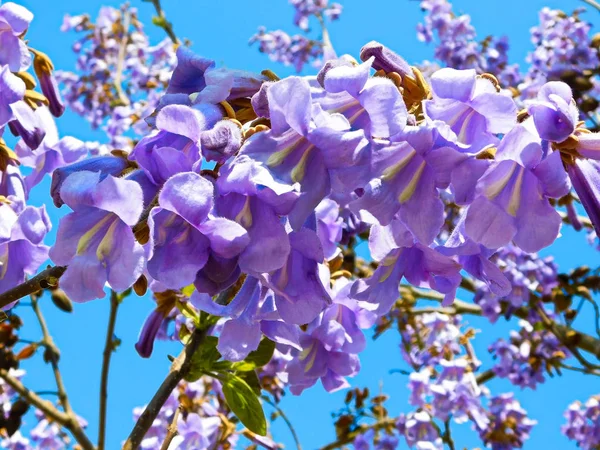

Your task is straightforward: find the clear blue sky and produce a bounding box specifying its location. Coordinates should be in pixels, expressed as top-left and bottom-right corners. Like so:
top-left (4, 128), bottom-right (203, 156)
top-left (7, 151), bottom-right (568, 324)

top-left (12, 0), bottom-right (600, 448)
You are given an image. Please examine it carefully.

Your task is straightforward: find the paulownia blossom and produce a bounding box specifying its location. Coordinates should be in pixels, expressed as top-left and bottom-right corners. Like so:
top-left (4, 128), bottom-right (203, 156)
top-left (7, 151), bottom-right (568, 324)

top-left (49, 170), bottom-right (145, 302)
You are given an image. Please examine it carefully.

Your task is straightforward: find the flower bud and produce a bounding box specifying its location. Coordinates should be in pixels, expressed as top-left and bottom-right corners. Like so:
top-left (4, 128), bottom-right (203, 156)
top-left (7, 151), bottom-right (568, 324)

top-left (50, 288), bottom-right (73, 313)
top-left (359, 41), bottom-right (412, 77)
top-left (200, 119), bottom-right (242, 163)
top-left (317, 56), bottom-right (355, 89)
top-left (31, 49), bottom-right (65, 117)
top-left (133, 274), bottom-right (148, 297)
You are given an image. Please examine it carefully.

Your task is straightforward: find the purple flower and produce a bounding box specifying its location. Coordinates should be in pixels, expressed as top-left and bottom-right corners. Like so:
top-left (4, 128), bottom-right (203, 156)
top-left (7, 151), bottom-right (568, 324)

top-left (562, 395), bottom-right (600, 450)
top-left (241, 76), bottom-right (369, 229)
top-left (192, 277), bottom-right (301, 361)
top-left (169, 413), bottom-right (221, 450)
top-left (463, 124), bottom-right (570, 252)
top-left (49, 171), bottom-right (146, 302)
top-left (478, 393), bottom-right (537, 449)
top-left (315, 198), bottom-right (343, 260)
top-left (50, 156), bottom-right (132, 207)
top-left (0, 205), bottom-right (50, 307)
top-left (528, 82), bottom-right (578, 143)
top-left (262, 227), bottom-right (332, 324)
top-left (0, 2), bottom-right (33, 71)
top-left (200, 119), bottom-right (242, 163)
top-left (0, 65), bottom-right (24, 129)
top-left (0, 165), bottom-right (26, 212)
top-left (423, 68), bottom-right (517, 150)
top-left (352, 217), bottom-right (461, 314)
top-left (146, 172), bottom-right (249, 290)
top-left (359, 41), bottom-right (412, 77)
top-left (15, 107), bottom-right (88, 191)
top-left (316, 56), bottom-right (408, 138)
top-left (398, 411), bottom-right (443, 450)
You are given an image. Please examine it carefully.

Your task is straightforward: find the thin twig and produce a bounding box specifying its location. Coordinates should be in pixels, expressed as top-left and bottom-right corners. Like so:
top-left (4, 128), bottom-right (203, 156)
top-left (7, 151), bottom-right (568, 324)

top-left (0, 369), bottom-right (94, 449)
top-left (443, 419), bottom-right (456, 450)
top-left (262, 395), bottom-right (302, 450)
top-left (147, 0), bottom-right (179, 44)
top-left (98, 291), bottom-right (121, 450)
top-left (315, 13), bottom-right (333, 52)
top-left (0, 266), bottom-right (66, 310)
top-left (27, 297), bottom-right (94, 450)
top-left (160, 405), bottom-right (182, 450)
top-left (114, 9), bottom-right (131, 106)
top-left (582, 0), bottom-right (600, 13)
top-left (122, 327), bottom-right (208, 450)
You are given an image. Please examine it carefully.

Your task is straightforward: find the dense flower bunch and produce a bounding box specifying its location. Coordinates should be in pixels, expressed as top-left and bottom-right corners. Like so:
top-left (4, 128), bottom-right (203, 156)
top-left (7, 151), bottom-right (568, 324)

top-left (250, 0), bottom-right (341, 72)
top-left (417, 0), bottom-right (521, 86)
top-left (57, 4), bottom-right (176, 151)
top-left (489, 319), bottom-right (568, 389)
top-left (1, 0), bottom-right (600, 448)
top-left (474, 243), bottom-right (559, 322)
top-left (562, 394), bottom-right (600, 450)
top-left (0, 1), bottom-right (87, 299)
top-left (348, 312), bottom-right (537, 449)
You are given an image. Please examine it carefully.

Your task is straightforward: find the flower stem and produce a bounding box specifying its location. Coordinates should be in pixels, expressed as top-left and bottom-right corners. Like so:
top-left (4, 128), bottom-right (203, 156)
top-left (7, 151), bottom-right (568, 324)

top-left (98, 290), bottom-right (121, 450)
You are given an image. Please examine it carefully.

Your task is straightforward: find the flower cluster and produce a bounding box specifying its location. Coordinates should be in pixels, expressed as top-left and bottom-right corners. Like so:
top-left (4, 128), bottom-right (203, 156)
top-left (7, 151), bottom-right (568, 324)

top-left (57, 4), bottom-right (176, 151)
top-left (0, 1), bottom-right (88, 305)
top-left (562, 394), bottom-right (600, 450)
top-left (417, 0), bottom-right (521, 86)
top-left (474, 243), bottom-right (559, 322)
top-left (250, 0), bottom-right (341, 72)
top-left (44, 27), bottom-right (600, 402)
top-left (489, 320), bottom-right (568, 389)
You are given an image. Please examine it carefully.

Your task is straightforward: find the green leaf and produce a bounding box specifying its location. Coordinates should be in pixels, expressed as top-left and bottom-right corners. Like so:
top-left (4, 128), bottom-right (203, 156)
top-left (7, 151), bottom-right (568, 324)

top-left (176, 300), bottom-right (200, 327)
top-left (222, 374), bottom-right (267, 435)
top-left (244, 338), bottom-right (276, 368)
top-left (184, 336), bottom-right (221, 382)
top-left (238, 370), bottom-right (262, 395)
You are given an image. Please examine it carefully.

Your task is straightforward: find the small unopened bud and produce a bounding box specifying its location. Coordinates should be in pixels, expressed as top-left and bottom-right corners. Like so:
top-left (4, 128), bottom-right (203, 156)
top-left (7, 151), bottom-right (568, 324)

top-left (200, 120), bottom-right (242, 163)
top-left (572, 75), bottom-right (594, 92)
top-left (50, 289), bottom-right (73, 313)
top-left (360, 41), bottom-right (412, 77)
top-left (8, 102), bottom-right (45, 150)
top-left (15, 344), bottom-right (37, 361)
top-left (591, 32), bottom-right (600, 49)
top-left (133, 275), bottom-right (148, 297)
top-left (31, 49), bottom-right (65, 117)
top-left (580, 97), bottom-right (599, 114)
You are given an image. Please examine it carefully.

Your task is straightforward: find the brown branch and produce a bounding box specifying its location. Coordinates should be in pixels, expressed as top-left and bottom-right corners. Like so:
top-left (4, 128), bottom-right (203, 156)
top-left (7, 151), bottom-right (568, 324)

top-left (0, 266), bottom-right (66, 310)
top-left (26, 297), bottom-right (94, 450)
top-left (582, 0), bottom-right (600, 13)
top-left (0, 368), bottom-right (94, 450)
top-left (98, 291), bottom-right (121, 450)
top-left (122, 326), bottom-right (208, 450)
top-left (159, 405), bottom-right (182, 450)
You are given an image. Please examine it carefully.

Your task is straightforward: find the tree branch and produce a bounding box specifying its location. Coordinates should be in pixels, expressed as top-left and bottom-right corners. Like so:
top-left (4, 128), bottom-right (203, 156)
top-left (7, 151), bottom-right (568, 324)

top-left (122, 326), bottom-right (208, 450)
top-left (159, 404), bottom-right (182, 450)
top-left (0, 368), bottom-right (94, 450)
top-left (147, 0), bottom-right (179, 44)
top-left (0, 266), bottom-right (66, 310)
top-left (98, 291), bottom-right (121, 450)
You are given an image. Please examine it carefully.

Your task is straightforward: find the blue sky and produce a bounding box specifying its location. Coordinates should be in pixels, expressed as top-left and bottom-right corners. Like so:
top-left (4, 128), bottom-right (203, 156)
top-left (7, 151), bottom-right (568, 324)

top-left (11, 0), bottom-right (600, 448)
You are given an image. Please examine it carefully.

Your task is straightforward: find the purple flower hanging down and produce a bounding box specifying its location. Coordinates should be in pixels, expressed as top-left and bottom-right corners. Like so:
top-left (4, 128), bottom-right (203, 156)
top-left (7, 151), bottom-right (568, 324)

top-left (240, 76), bottom-right (370, 229)
top-left (352, 216), bottom-right (462, 314)
top-left (463, 123), bottom-right (570, 252)
top-left (49, 171), bottom-right (146, 302)
top-left (0, 204), bottom-right (51, 306)
top-left (0, 65), bottom-right (24, 129)
top-left (146, 172), bottom-right (249, 290)
top-left (527, 81), bottom-right (578, 143)
top-left (423, 68), bottom-right (517, 150)
top-left (0, 1), bottom-right (33, 71)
